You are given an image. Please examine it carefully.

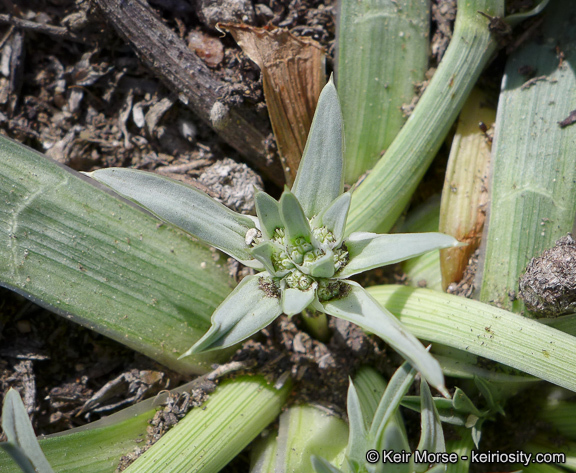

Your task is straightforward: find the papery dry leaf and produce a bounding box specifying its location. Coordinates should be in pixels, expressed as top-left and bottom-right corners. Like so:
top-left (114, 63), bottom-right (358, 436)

top-left (439, 88), bottom-right (494, 291)
top-left (221, 24), bottom-right (326, 185)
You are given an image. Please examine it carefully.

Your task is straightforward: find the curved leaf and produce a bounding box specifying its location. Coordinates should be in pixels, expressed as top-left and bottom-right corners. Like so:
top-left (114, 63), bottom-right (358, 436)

top-left (292, 78), bottom-right (344, 218)
top-left (321, 281), bottom-right (447, 396)
top-left (367, 285), bottom-right (576, 393)
top-left (338, 232), bottom-right (460, 278)
top-left (1, 389), bottom-right (54, 473)
top-left (88, 168), bottom-right (260, 266)
top-left (185, 274), bottom-right (282, 354)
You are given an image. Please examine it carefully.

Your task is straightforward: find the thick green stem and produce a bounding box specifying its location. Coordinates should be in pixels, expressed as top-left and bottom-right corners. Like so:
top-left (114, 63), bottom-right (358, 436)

top-left (301, 309), bottom-right (331, 342)
top-left (346, 0), bottom-right (505, 234)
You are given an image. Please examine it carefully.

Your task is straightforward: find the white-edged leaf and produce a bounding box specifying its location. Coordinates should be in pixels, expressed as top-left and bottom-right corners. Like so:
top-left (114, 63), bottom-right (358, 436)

top-left (292, 78), bottom-right (344, 218)
top-left (321, 281), bottom-right (447, 396)
top-left (315, 192), bottom-right (351, 247)
top-left (345, 379), bottom-right (369, 466)
top-left (254, 191), bottom-right (283, 240)
top-left (414, 379), bottom-right (445, 472)
top-left (370, 361), bottom-right (416, 446)
top-left (311, 456), bottom-right (345, 473)
top-left (281, 286), bottom-right (317, 316)
top-left (1, 389), bottom-right (55, 473)
top-left (183, 274), bottom-right (282, 355)
top-left (338, 232), bottom-right (460, 278)
top-left (88, 168), bottom-right (260, 266)
top-left (279, 189), bottom-right (312, 243)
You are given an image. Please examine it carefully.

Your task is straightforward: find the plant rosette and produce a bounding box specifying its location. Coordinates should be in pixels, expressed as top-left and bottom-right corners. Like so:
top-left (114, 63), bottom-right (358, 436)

top-left (88, 79), bottom-right (460, 396)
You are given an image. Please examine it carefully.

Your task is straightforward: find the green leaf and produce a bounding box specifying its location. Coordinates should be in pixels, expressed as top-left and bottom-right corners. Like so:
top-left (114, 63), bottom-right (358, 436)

top-left (279, 189), bottom-right (312, 243)
top-left (414, 379), bottom-right (445, 472)
top-left (352, 367), bottom-right (411, 473)
top-left (1, 389), bottom-right (54, 473)
top-left (281, 286), bottom-right (317, 316)
top-left (314, 192), bottom-right (351, 247)
top-left (311, 456), bottom-right (345, 473)
top-left (274, 405), bottom-right (348, 472)
top-left (292, 78), bottom-right (344, 218)
top-left (337, 0), bottom-right (430, 184)
top-left (124, 376), bottom-right (291, 473)
top-left (370, 361), bottom-right (416, 445)
top-left (479, 0), bottom-right (576, 311)
top-left (345, 379), bottom-right (369, 467)
top-left (338, 232), bottom-right (459, 279)
top-left (346, 0), bottom-right (506, 234)
top-left (321, 281), bottom-right (447, 397)
top-left (185, 274), bottom-right (282, 354)
top-left (367, 285), bottom-right (576, 393)
top-left (0, 135), bottom-right (232, 374)
top-left (254, 191), bottom-right (283, 240)
top-left (88, 168), bottom-right (261, 267)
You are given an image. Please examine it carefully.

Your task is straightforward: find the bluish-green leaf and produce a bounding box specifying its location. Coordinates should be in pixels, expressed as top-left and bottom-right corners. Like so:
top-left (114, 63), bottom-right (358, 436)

top-left (1, 389), bottom-right (54, 473)
top-left (345, 379), bottom-right (369, 467)
top-left (281, 286), bottom-right (317, 316)
top-left (185, 274), bottom-right (282, 354)
top-left (292, 78), bottom-right (344, 218)
top-left (279, 189), bottom-right (312, 243)
top-left (414, 379), bottom-right (445, 472)
top-left (254, 191), bottom-right (283, 240)
top-left (321, 281), bottom-right (447, 397)
top-left (338, 232), bottom-right (459, 278)
top-left (88, 168), bottom-right (260, 266)
top-left (370, 361), bottom-right (416, 445)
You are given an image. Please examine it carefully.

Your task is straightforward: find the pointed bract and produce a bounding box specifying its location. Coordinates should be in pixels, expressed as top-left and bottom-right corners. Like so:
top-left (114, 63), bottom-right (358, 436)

top-left (281, 286), bottom-right (317, 316)
top-left (251, 241), bottom-right (287, 277)
top-left (254, 191), bottom-right (283, 240)
top-left (314, 192), bottom-right (351, 247)
top-left (183, 274), bottom-right (282, 355)
top-left (279, 189), bottom-right (312, 243)
top-left (337, 232), bottom-right (460, 278)
top-left (321, 281), bottom-right (446, 395)
top-left (292, 78), bottom-right (344, 218)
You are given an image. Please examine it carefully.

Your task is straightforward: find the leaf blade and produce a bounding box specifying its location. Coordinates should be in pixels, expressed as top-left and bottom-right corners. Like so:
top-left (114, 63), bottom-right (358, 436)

top-left (321, 282), bottom-right (446, 396)
top-left (339, 232), bottom-right (460, 278)
top-left (186, 274), bottom-right (282, 354)
top-left (292, 78), bottom-right (344, 218)
top-left (88, 168), bottom-right (259, 266)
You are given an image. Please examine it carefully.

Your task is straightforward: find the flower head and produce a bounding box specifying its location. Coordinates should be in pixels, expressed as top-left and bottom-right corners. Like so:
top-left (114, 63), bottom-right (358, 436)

top-left (88, 78), bottom-right (459, 395)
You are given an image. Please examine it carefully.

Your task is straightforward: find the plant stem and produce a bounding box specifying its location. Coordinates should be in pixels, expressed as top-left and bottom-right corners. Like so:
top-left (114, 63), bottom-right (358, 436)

top-left (301, 309), bottom-right (331, 342)
top-left (346, 0), bottom-right (505, 234)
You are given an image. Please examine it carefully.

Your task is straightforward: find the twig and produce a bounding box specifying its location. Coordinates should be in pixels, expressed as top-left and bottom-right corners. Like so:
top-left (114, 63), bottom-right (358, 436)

top-left (96, 0), bottom-right (283, 185)
top-left (0, 14), bottom-right (88, 43)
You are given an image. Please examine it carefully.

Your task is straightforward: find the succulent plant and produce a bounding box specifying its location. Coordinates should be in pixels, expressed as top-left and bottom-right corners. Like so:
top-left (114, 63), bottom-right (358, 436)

top-left (88, 79), bottom-right (459, 395)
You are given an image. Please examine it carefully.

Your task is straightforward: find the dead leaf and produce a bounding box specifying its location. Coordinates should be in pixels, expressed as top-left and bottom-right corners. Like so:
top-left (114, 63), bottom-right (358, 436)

top-left (221, 24), bottom-right (326, 185)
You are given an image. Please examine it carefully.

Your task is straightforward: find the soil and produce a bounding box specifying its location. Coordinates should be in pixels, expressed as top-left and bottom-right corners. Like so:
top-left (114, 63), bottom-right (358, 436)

top-left (0, 0), bottom-right (559, 472)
